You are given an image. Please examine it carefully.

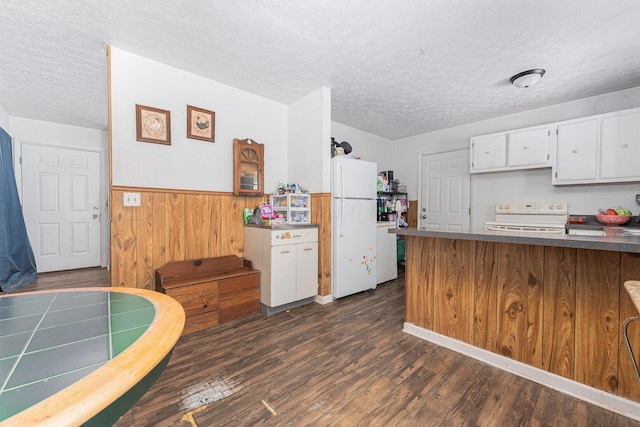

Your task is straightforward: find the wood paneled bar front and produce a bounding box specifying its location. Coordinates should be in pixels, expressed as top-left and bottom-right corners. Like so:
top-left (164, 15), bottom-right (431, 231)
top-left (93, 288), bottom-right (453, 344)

top-left (391, 227), bottom-right (640, 418)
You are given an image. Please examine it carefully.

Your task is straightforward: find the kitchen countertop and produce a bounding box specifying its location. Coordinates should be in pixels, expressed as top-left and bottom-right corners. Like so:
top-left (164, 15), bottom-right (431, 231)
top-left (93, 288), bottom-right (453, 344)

top-left (390, 227), bottom-right (640, 254)
top-left (245, 223), bottom-right (318, 230)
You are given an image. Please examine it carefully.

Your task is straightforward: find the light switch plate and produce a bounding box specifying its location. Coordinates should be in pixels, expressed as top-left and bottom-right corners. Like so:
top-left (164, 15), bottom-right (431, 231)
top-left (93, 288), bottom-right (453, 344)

top-left (123, 192), bottom-right (140, 207)
top-left (636, 193), bottom-right (640, 205)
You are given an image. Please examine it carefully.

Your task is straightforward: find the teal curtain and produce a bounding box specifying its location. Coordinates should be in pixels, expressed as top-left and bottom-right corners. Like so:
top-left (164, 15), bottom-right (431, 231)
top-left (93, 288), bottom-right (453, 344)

top-left (0, 127), bottom-right (37, 291)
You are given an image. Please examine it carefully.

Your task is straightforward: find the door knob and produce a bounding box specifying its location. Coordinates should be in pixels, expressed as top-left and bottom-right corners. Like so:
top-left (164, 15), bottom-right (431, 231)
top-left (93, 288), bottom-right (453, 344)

top-left (422, 208), bottom-right (426, 212)
top-left (421, 215), bottom-right (427, 219)
top-left (92, 213), bottom-right (99, 219)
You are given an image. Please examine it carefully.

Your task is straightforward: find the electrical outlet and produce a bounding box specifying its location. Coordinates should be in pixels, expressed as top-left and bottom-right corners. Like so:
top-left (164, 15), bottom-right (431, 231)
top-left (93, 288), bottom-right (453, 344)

top-left (123, 192), bottom-right (140, 207)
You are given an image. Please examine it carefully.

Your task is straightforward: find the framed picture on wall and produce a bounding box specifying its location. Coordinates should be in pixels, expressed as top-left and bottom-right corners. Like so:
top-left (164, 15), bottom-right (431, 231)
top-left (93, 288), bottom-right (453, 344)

top-left (186, 105), bottom-right (215, 142)
top-left (136, 104), bottom-right (171, 145)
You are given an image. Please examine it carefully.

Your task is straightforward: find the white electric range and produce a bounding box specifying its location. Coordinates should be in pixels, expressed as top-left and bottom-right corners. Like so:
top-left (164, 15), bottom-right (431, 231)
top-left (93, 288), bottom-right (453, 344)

top-left (485, 201), bottom-right (568, 234)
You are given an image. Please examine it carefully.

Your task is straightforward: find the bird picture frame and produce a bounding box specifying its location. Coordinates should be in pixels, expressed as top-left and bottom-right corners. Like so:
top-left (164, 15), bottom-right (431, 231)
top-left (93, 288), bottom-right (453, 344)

top-left (186, 105), bottom-right (215, 142)
top-left (136, 104), bottom-right (171, 145)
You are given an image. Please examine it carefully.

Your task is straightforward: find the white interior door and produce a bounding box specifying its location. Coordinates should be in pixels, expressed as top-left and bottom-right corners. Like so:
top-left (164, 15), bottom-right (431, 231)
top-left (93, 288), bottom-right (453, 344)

top-left (419, 150), bottom-right (470, 230)
top-left (22, 144), bottom-right (101, 272)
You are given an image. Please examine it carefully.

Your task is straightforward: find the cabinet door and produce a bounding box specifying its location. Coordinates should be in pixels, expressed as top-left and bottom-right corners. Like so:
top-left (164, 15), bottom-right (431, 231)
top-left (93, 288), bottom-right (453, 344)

top-left (553, 118), bottom-right (598, 183)
top-left (296, 242), bottom-right (318, 300)
top-left (600, 110), bottom-right (640, 180)
top-left (470, 133), bottom-right (506, 172)
top-left (270, 244), bottom-right (297, 306)
top-left (508, 126), bottom-right (551, 167)
top-left (376, 225), bottom-right (398, 284)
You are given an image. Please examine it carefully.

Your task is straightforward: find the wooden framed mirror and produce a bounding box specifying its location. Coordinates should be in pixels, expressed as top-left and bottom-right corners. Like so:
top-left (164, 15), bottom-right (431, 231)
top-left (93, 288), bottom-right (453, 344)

top-left (233, 138), bottom-right (264, 196)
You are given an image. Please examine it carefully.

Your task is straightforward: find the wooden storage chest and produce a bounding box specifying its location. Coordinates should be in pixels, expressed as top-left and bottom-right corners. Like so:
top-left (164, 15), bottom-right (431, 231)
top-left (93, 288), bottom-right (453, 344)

top-left (155, 255), bottom-right (260, 334)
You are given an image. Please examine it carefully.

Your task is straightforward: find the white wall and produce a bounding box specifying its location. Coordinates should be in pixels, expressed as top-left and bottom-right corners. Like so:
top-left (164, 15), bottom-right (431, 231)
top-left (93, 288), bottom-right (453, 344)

top-left (0, 103), bottom-right (9, 131)
top-left (110, 47), bottom-right (288, 192)
top-left (393, 86), bottom-right (640, 228)
top-left (331, 121), bottom-right (393, 176)
top-left (288, 87), bottom-right (331, 193)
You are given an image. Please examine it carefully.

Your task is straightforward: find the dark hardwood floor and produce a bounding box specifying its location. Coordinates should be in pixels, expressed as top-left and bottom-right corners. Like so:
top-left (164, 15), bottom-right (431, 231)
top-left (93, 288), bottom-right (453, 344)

top-left (8, 268), bottom-right (640, 426)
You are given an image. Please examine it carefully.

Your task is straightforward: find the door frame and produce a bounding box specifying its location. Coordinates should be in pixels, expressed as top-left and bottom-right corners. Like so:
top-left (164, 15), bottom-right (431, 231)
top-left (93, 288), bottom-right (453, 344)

top-left (417, 148), bottom-right (471, 230)
top-left (14, 139), bottom-right (110, 269)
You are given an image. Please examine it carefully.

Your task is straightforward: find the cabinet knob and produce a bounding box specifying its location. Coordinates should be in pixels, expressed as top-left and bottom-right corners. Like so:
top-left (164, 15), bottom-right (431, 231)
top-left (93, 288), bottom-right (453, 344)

top-left (621, 144), bottom-right (628, 148)
top-left (523, 146), bottom-right (529, 150)
top-left (421, 215), bottom-right (427, 219)
top-left (572, 149), bottom-right (579, 153)
top-left (484, 151), bottom-right (491, 154)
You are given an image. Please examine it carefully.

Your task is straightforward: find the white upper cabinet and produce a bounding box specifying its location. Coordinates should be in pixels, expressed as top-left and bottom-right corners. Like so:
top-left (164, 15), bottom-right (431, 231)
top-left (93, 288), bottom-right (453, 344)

top-left (470, 125), bottom-right (551, 173)
top-left (507, 126), bottom-right (551, 167)
top-left (599, 109), bottom-right (640, 180)
top-left (553, 117), bottom-right (598, 183)
top-left (470, 133), bottom-right (506, 171)
top-left (553, 107), bottom-right (640, 185)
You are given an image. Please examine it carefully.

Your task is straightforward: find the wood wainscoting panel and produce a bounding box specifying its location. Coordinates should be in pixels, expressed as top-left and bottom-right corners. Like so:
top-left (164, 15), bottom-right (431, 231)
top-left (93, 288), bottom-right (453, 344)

top-left (543, 246), bottom-right (576, 380)
top-left (185, 194), bottom-right (212, 260)
top-left (311, 193), bottom-right (331, 296)
top-left (474, 241), bottom-right (498, 352)
top-left (407, 200), bottom-right (418, 228)
top-left (110, 188), bottom-right (264, 289)
top-left (618, 252), bottom-right (640, 402)
top-left (434, 238), bottom-right (475, 344)
top-left (575, 249), bottom-right (620, 394)
top-left (165, 192), bottom-right (186, 263)
top-left (496, 243), bottom-right (544, 368)
top-left (405, 236), bottom-right (436, 329)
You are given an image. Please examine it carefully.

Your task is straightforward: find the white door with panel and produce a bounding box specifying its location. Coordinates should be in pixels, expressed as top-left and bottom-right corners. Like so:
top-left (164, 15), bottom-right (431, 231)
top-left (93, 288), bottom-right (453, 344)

top-left (22, 144), bottom-right (101, 272)
top-left (419, 150), bottom-right (470, 230)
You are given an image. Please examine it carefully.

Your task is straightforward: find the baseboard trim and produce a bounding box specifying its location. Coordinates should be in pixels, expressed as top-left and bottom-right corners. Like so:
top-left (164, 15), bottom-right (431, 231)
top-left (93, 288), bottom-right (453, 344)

top-left (403, 322), bottom-right (640, 422)
top-left (314, 294), bottom-right (333, 305)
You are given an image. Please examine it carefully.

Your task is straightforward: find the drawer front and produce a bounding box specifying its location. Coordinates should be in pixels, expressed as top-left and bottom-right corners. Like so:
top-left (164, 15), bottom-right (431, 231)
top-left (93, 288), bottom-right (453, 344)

top-left (271, 227), bottom-right (318, 246)
top-left (165, 281), bottom-right (218, 303)
top-left (165, 281), bottom-right (219, 318)
top-left (219, 273), bottom-right (260, 295)
top-left (219, 288), bottom-right (260, 323)
top-left (183, 311), bottom-right (220, 335)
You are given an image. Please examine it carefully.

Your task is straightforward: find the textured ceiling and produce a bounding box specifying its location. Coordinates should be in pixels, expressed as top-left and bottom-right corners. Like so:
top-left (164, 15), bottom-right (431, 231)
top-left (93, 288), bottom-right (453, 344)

top-left (1, 1), bottom-right (640, 140)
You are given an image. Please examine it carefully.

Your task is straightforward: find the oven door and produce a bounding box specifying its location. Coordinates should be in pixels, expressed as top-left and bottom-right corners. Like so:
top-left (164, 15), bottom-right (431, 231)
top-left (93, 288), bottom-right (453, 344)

top-left (485, 221), bottom-right (566, 234)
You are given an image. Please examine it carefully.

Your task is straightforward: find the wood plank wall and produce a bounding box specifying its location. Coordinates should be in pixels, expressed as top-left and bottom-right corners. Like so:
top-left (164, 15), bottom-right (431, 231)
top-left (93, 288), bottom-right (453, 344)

top-left (407, 200), bottom-right (418, 228)
top-left (311, 193), bottom-right (332, 296)
top-left (405, 236), bottom-right (640, 403)
top-left (111, 188), bottom-right (333, 296)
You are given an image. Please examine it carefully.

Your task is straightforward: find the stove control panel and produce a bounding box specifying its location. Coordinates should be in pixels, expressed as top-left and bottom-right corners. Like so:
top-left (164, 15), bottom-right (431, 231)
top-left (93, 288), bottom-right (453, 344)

top-left (495, 202), bottom-right (568, 215)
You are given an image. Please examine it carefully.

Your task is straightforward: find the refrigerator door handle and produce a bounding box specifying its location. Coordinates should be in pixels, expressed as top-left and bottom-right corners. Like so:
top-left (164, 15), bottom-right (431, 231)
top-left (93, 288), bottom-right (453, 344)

top-left (338, 199), bottom-right (344, 236)
top-left (339, 163), bottom-right (344, 198)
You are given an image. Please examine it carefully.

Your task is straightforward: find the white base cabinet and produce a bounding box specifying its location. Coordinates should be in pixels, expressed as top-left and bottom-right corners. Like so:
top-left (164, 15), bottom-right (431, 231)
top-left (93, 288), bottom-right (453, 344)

top-left (376, 223), bottom-right (398, 284)
top-left (244, 225), bottom-right (318, 313)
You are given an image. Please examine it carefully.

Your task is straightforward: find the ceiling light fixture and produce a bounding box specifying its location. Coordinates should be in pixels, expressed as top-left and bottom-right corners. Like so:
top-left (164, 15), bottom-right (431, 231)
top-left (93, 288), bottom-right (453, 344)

top-left (510, 69), bottom-right (545, 88)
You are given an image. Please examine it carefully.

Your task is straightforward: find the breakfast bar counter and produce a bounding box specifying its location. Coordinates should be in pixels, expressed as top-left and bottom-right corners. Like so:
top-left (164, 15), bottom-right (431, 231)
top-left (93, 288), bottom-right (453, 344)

top-left (0, 287), bottom-right (185, 426)
top-left (391, 227), bottom-right (640, 253)
top-left (391, 227), bottom-right (640, 418)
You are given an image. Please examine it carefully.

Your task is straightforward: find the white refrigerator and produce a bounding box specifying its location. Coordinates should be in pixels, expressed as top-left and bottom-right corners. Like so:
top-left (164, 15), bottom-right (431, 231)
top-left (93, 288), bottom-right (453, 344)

top-left (331, 157), bottom-right (377, 298)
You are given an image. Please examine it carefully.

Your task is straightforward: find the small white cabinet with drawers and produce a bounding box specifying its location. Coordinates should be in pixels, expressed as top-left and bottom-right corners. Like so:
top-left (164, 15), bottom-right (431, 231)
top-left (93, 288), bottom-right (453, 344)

top-left (270, 193), bottom-right (311, 224)
top-left (244, 225), bottom-right (318, 314)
